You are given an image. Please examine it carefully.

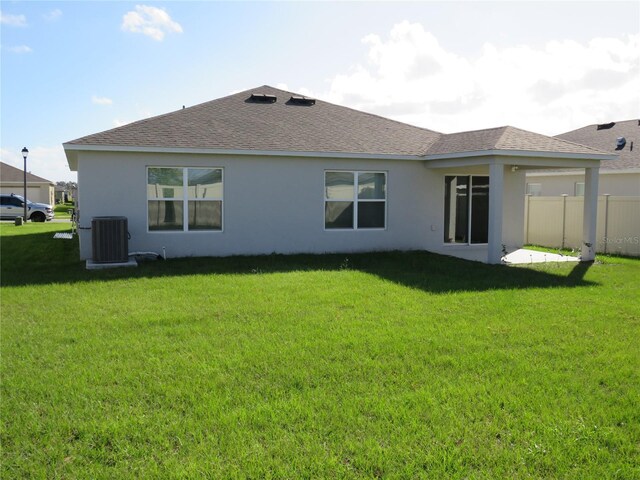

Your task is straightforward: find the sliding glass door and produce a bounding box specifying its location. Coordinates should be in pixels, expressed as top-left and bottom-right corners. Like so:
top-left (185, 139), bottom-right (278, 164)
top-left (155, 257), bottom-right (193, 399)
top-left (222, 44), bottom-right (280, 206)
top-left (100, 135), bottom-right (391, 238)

top-left (444, 175), bottom-right (489, 244)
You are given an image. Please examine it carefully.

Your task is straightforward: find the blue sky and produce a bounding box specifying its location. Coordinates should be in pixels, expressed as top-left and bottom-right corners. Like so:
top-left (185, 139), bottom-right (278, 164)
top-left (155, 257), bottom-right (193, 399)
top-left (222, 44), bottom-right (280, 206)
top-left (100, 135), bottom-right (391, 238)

top-left (1, 1), bottom-right (639, 181)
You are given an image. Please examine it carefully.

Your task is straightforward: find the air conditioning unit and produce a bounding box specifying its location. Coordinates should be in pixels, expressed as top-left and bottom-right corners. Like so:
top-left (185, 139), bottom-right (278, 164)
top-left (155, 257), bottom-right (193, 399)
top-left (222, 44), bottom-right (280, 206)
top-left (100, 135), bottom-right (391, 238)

top-left (91, 216), bottom-right (128, 263)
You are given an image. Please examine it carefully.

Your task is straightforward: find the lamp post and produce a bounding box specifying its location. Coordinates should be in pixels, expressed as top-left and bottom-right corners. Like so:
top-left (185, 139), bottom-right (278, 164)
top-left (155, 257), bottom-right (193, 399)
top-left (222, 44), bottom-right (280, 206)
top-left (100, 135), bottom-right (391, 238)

top-left (22, 147), bottom-right (28, 222)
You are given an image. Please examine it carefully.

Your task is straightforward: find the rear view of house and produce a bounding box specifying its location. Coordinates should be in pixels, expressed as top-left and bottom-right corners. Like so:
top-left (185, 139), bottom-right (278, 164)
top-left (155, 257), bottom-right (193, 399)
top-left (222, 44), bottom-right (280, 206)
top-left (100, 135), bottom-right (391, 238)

top-left (63, 85), bottom-right (613, 264)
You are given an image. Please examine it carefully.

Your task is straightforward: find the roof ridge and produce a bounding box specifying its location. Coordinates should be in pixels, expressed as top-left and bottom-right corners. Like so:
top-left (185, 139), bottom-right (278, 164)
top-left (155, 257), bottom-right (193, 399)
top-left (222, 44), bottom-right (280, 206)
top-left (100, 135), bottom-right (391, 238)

top-left (555, 118), bottom-right (640, 136)
top-left (445, 125), bottom-right (509, 136)
top-left (502, 126), bottom-right (612, 155)
top-left (259, 84), bottom-right (442, 136)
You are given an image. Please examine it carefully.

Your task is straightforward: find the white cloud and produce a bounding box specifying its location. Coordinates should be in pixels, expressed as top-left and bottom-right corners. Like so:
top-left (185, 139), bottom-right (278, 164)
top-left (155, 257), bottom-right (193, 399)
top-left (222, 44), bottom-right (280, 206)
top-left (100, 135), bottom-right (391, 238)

top-left (0, 146), bottom-right (76, 182)
top-left (6, 45), bottom-right (33, 54)
top-left (43, 9), bottom-right (62, 22)
top-left (0, 11), bottom-right (27, 27)
top-left (92, 95), bottom-right (113, 106)
top-left (315, 22), bottom-right (640, 135)
top-left (121, 5), bottom-right (182, 41)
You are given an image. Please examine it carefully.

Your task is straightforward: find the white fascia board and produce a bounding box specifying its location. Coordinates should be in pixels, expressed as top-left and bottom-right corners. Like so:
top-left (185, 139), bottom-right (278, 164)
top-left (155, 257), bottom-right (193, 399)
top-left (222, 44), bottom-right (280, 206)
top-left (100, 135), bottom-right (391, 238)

top-left (424, 156), bottom-right (499, 169)
top-left (424, 149), bottom-right (617, 162)
top-left (1, 181), bottom-right (53, 186)
top-left (527, 168), bottom-right (640, 177)
top-left (62, 143), bottom-right (423, 162)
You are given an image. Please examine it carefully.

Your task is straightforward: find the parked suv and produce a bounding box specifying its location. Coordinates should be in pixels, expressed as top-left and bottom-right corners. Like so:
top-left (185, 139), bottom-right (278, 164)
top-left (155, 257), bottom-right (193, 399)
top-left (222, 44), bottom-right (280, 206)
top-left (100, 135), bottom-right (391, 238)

top-left (0, 193), bottom-right (54, 222)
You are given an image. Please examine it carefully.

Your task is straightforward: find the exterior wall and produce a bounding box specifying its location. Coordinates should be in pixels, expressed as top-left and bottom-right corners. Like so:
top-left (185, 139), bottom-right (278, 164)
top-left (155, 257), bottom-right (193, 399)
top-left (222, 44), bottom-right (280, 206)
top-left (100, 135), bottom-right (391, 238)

top-left (0, 184), bottom-right (54, 205)
top-left (75, 151), bottom-right (528, 262)
top-left (502, 169), bottom-right (526, 250)
top-left (526, 172), bottom-right (640, 196)
top-left (77, 152), bottom-right (430, 260)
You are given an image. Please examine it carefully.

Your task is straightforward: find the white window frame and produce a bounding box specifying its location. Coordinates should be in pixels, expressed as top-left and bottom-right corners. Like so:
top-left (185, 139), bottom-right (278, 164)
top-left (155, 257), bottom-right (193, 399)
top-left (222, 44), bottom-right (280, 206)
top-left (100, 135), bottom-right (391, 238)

top-left (324, 170), bottom-right (387, 231)
top-left (574, 182), bottom-right (585, 196)
top-left (147, 166), bottom-right (224, 233)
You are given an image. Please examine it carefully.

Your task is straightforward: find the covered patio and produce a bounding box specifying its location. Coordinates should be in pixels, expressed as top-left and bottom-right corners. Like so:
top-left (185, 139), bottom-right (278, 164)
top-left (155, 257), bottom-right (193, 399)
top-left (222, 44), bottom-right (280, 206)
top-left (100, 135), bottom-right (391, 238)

top-left (423, 127), bottom-right (616, 264)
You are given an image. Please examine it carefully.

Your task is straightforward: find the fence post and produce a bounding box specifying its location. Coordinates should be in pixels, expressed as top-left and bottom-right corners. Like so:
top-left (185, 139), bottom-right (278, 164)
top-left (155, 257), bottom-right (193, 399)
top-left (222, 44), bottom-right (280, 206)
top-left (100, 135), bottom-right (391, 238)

top-left (603, 194), bottom-right (610, 254)
top-left (561, 194), bottom-right (568, 250)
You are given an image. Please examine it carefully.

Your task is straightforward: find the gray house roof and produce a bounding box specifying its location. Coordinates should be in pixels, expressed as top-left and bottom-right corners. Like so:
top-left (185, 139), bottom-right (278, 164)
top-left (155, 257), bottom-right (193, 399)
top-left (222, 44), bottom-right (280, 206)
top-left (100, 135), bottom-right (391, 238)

top-left (426, 126), bottom-right (605, 157)
top-left (555, 119), bottom-right (639, 171)
top-left (66, 85), bottom-right (441, 157)
top-left (0, 161), bottom-right (53, 184)
top-left (65, 85), bottom-right (612, 161)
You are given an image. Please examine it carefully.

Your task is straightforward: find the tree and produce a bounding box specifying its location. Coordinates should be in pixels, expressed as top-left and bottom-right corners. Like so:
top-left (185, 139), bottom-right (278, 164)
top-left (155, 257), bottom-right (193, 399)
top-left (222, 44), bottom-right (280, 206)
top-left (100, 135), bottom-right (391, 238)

top-left (56, 181), bottom-right (77, 190)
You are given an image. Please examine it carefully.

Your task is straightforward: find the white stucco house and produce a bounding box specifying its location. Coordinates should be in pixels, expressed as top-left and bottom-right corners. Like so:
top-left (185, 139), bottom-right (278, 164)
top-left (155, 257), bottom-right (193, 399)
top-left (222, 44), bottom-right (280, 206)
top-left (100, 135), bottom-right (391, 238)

top-left (63, 85), bottom-right (614, 264)
top-left (526, 119), bottom-right (639, 197)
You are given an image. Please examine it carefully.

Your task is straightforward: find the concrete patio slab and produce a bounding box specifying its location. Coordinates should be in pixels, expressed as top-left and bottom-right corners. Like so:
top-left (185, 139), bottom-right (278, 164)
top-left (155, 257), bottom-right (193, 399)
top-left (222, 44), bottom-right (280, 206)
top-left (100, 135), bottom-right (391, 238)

top-left (503, 249), bottom-right (580, 265)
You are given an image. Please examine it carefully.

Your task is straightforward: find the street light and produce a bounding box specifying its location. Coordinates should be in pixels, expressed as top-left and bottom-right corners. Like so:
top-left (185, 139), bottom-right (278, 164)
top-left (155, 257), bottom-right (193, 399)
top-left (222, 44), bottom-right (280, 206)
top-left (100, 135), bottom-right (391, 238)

top-left (22, 147), bottom-right (28, 222)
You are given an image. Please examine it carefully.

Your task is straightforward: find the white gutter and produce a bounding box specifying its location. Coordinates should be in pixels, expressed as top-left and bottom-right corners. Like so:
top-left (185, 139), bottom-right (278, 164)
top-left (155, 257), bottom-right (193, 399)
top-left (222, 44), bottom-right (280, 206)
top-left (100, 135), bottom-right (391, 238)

top-left (62, 143), bottom-right (422, 161)
top-left (527, 168), bottom-right (640, 177)
top-left (63, 143), bottom-right (618, 172)
top-left (424, 148), bottom-right (617, 162)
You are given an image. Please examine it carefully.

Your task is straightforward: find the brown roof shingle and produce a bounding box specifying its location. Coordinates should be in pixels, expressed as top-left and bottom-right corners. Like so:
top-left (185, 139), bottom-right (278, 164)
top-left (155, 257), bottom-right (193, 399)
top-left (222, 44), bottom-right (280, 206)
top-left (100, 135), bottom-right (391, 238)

top-left (555, 119), bottom-right (639, 170)
top-left (425, 126), bottom-right (608, 157)
top-left (65, 85), bottom-right (613, 160)
top-left (67, 85), bottom-right (441, 156)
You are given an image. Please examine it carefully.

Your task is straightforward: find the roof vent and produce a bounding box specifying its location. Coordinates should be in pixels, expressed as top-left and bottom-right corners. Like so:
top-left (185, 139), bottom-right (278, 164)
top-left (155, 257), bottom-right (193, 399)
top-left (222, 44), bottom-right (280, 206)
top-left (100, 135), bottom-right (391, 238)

top-left (596, 122), bottom-right (615, 130)
top-left (249, 93), bottom-right (277, 103)
top-left (287, 95), bottom-right (316, 106)
top-left (616, 137), bottom-right (626, 150)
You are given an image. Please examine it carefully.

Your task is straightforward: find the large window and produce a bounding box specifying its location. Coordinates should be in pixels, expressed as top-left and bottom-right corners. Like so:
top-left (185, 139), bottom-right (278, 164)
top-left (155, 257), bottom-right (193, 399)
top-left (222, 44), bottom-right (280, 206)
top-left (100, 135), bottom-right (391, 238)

top-left (325, 171), bottom-right (386, 229)
top-left (147, 167), bottom-right (223, 232)
top-left (444, 175), bottom-right (489, 244)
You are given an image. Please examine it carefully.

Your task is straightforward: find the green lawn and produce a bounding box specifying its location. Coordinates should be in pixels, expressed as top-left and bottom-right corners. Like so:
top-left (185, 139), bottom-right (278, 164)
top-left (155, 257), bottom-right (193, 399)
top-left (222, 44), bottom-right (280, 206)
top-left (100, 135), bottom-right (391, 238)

top-left (1, 222), bottom-right (639, 479)
top-left (53, 202), bottom-right (75, 219)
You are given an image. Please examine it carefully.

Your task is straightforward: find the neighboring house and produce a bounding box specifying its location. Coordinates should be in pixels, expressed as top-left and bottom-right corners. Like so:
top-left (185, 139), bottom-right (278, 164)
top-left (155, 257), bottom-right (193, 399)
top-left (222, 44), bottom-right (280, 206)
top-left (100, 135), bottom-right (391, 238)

top-left (55, 185), bottom-right (77, 204)
top-left (526, 119), bottom-right (639, 196)
top-left (54, 185), bottom-right (66, 204)
top-left (0, 161), bottom-right (55, 206)
top-left (63, 85), bottom-right (614, 264)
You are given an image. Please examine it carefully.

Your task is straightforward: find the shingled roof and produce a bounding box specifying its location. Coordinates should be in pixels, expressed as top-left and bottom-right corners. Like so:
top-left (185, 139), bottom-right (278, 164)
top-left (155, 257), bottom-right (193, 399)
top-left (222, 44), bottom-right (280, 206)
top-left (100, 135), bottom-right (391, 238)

top-left (555, 119), bottom-right (639, 171)
top-left (426, 126), bottom-right (608, 157)
top-left (65, 85), bottom-right (612, 160)
top-left (0, 161), bottom-right (53, 184)
top-left (66, 85), bottom-right (441, 157)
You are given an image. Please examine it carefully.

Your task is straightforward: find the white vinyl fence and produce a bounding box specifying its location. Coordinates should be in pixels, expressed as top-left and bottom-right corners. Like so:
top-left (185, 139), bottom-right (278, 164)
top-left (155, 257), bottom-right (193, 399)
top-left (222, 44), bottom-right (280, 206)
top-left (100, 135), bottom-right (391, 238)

top-left (524, 195), bottom-right (640, 257)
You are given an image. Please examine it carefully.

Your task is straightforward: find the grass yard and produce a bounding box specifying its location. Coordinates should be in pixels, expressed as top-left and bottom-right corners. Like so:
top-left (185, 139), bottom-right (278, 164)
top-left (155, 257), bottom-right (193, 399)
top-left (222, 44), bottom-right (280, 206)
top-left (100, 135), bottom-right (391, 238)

top-left (53, 202), bottom-right (75, 220)
top-left (1, 222), bottom-right (639, 478)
